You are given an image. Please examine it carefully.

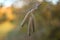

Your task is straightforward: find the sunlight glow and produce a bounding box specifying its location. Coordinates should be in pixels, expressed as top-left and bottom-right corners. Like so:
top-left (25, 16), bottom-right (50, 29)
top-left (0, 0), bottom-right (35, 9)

top-left (0, 0), bottom-right (16, 7)
top-left (46, 0), bottom-right (59, 4)
top-left (0, 0), bottom-right (26, 8)
top-left (13, 0), bottom-right (25, 8)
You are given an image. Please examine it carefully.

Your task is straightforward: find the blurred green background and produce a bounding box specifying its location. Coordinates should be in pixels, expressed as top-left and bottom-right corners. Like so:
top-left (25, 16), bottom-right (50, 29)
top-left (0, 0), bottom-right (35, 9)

top-left (0, 0), bottom-right (60, 40)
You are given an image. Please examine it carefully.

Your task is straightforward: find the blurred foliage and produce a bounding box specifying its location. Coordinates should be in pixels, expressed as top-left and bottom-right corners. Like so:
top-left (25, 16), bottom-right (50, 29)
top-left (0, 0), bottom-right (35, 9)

top-left (6, 0), bottom-right (60, 40)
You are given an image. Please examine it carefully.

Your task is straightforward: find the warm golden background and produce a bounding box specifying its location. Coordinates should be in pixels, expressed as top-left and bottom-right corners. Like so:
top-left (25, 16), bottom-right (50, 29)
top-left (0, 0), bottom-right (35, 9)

top-left (0, 0), bottom-right (60, 40)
